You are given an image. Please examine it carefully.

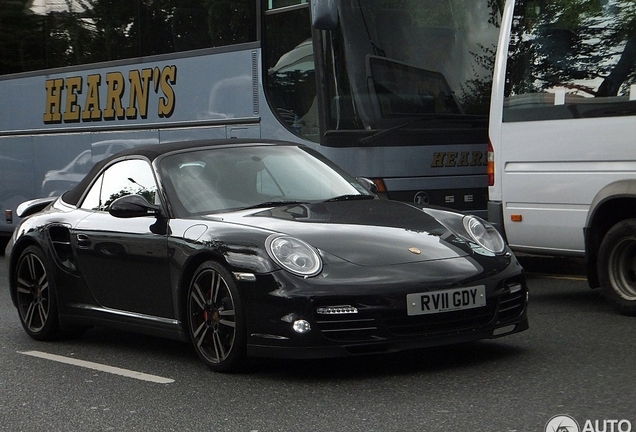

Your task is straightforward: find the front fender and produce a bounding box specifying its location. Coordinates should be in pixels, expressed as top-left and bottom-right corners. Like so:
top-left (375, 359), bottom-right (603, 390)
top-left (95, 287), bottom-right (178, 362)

top-left (170, 219), bottom-right (279, 275)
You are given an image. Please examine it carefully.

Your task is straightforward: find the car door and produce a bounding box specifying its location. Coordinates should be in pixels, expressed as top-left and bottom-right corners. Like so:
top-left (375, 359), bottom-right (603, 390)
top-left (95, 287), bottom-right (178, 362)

top-left (72, 158), bottom-right (174, 319)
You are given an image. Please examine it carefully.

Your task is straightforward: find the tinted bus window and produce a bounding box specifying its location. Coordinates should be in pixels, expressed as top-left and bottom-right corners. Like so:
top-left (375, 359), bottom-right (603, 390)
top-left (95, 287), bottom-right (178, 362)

top-left (0, 0), bottom-right (256, 75)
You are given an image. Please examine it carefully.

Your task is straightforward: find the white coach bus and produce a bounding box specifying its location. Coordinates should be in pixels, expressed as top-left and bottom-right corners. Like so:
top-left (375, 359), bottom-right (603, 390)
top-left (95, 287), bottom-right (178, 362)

top-left (488, 0), bottom-right (636, 314)
top-left (0, 0), bottom-right (502, 247)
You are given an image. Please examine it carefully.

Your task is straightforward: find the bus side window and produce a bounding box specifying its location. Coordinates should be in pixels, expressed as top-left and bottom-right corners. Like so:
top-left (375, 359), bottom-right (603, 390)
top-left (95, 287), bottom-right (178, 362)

top-left (0, 0), bottom-right (256, 74)
top-left (503, 2), bottom-right (636, 122)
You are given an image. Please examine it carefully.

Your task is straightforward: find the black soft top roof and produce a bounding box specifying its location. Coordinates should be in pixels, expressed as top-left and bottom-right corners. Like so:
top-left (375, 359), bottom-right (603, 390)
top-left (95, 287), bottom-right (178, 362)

top-left (61, 138), bottom-right (296, 206)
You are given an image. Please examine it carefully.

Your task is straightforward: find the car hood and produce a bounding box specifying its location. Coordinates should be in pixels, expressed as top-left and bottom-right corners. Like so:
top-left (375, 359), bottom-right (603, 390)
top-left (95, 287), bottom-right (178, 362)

top-left (216, 199), bottom-right (469, 266)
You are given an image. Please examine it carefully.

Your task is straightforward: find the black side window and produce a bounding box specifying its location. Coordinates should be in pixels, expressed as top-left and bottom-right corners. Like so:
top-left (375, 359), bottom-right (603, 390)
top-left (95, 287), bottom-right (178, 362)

top-left (80, 159), bottom-right (157, 211)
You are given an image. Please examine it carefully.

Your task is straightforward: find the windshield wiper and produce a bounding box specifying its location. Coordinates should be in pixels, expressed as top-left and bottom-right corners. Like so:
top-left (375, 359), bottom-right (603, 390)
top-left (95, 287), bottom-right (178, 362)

top-left (240, 200), bottom-right (308, 210)
top-left (358, 114), bottom-right (487, 146)
top-left (323, 194), bottom-right (375, 203)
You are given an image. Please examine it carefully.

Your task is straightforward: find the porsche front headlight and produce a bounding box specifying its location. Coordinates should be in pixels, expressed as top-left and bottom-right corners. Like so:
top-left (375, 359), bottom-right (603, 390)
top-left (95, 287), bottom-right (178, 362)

top-left (266, 235), bottom-right (322, 277)
top-left (462, 216), bottom-right (506, 254)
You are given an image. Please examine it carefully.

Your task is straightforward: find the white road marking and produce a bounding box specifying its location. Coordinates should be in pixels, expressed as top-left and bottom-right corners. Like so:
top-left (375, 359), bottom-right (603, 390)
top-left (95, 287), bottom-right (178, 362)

top-left (17, 350), bottom-right (174, 384)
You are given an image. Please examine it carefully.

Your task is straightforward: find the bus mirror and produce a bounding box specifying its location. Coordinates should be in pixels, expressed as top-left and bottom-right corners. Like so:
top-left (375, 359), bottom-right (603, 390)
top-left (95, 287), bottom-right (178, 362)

top-left (311, 0), bottom-right (338, 30)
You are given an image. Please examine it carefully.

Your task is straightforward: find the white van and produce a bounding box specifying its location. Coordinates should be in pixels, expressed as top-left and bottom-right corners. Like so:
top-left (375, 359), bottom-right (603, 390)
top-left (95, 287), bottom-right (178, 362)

top-left (488, 0), bottom-right (636, 315)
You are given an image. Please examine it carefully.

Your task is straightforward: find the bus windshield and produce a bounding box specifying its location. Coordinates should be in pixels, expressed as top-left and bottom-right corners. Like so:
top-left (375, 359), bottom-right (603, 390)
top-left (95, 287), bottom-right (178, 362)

top-left (265, 0), bottom-right (501, 142)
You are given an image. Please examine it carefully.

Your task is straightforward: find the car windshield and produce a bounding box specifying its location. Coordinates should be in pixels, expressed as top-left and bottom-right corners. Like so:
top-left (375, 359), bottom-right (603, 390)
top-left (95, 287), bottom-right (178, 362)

top-left (159, 145), bottom-right (372, 215)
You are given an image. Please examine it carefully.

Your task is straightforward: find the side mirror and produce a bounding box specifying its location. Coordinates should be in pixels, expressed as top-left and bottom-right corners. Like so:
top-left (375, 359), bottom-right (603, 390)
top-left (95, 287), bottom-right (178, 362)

top-left (108, 194), bottom-right (162, 218)
top-left (311, 0), bottom-right (338, 30)
top-left (357, 177), bottom-right (379, 194)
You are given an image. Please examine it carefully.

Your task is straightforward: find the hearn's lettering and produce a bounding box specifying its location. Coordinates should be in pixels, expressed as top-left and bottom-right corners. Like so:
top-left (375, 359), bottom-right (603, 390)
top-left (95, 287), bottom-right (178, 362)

top-left (431, 151), bottom-right (485, 167)
top-left (44, 65), bottom-right (177, 124)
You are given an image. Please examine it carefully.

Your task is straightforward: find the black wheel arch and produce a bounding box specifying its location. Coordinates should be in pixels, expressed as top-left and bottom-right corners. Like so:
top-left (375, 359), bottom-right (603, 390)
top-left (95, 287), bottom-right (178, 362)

top-left (8, 223), bottom-right (77, 306)
top-left (7, 236), bottom-right (48, 308)
top-left (176, 251), bottom-right (224, 329)
top-left (175, 248), bottom-right (266, 334)
top-left (181, 255), bottom-right (251, 371)
top-left (12, 242), bottom-right (64, 339)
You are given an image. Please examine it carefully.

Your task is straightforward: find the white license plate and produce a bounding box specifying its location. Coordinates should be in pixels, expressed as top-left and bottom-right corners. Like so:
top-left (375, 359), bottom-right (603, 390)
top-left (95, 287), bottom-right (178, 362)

top-left (406, 285), bottom-right (486, 316)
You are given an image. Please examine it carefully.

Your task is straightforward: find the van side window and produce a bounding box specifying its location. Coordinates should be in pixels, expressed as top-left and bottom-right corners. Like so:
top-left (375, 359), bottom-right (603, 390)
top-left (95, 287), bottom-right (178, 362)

top-left (503, 1), bottom-right (636, 122)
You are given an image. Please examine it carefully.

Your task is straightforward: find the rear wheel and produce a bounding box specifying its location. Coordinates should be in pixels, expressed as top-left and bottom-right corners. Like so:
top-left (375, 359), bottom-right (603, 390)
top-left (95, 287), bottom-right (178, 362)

top-left (598, 219), bottom-right (636, 316)
top-left (187, 261), bottom-right (246, 372)
top-left (14, 245), bottom-right (62, 340)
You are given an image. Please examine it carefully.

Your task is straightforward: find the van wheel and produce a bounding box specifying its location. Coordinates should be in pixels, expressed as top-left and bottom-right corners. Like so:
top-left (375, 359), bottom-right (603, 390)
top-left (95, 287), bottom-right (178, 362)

top-left (598, 219), bottom-right (636, 316)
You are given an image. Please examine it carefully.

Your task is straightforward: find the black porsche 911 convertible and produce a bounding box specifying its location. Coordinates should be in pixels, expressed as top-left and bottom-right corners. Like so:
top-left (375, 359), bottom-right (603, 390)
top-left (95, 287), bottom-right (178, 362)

top-left (5, 139), bottom-right (528, 372)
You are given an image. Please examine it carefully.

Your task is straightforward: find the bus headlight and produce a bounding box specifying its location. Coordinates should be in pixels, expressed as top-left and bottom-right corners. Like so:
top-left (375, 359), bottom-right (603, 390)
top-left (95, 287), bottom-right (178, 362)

top-left (462, 215), bottom-right (506, 254)
top-left (266, 235), bottom-right (322, 277)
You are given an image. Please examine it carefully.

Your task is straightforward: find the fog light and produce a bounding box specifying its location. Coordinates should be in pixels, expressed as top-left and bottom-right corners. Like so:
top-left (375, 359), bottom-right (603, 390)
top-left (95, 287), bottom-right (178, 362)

top-left (292, 320), bottom-right (311, 334)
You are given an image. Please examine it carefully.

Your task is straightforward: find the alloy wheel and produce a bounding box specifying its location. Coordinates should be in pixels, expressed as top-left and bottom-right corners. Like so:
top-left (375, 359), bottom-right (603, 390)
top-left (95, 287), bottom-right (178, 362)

top-left (188, 264), bottom-right (238, 367)
top-left (16, 249), bottom-right (52, 335)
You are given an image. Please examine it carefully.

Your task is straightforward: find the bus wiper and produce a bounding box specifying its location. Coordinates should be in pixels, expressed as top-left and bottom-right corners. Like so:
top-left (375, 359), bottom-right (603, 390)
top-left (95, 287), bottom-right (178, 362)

top-left (358, 114), bottom-right (487, 146)
top-left (323, 194), bottom-right (375, 203)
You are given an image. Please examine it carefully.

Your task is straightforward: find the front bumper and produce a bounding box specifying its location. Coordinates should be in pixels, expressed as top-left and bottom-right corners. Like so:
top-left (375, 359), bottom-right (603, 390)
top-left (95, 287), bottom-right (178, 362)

top-left (242, 256), bottom-right (529, 360)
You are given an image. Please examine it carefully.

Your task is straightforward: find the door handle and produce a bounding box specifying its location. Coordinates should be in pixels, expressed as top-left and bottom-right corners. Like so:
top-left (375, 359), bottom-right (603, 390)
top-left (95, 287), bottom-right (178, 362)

top-left (76, 234), bottom-right (91, 248)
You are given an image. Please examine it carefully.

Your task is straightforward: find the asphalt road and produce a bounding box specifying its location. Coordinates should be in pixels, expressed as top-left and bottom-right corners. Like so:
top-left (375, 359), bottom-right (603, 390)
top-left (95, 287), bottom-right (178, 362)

top-left (1, 254), bottom-right (634, 432)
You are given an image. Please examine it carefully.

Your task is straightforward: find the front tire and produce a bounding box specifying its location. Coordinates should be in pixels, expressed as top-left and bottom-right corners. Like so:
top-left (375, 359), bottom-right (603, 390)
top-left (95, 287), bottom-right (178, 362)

top-left (187, 261), bottom-right (246, 372)
top-left (598, 219), bottom-right (636, 316)
top-left (14, 245), bottom-right (62, 340)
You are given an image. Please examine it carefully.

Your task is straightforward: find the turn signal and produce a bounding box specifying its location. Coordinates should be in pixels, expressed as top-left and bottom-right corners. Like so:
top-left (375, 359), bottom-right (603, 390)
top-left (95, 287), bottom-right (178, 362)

top-left (371, 178), bottom-right (387, 193)
top-left (487, 140), bottom-right (495, 187)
